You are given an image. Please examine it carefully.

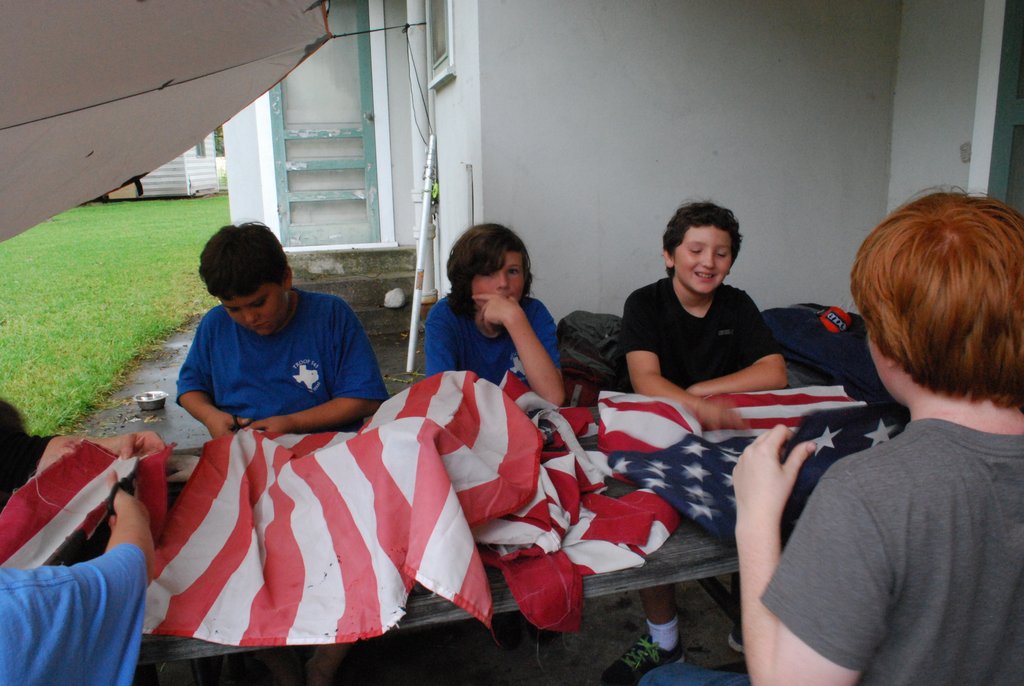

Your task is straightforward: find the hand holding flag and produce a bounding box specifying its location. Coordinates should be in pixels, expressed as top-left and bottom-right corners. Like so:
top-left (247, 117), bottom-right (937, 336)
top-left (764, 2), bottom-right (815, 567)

top-left (733, 426), bottom-right (815, 536)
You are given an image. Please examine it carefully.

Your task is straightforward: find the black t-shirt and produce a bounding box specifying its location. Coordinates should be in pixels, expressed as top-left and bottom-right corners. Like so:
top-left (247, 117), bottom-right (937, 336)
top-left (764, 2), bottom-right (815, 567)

top-left (619, 279), bottom-right (781, 389)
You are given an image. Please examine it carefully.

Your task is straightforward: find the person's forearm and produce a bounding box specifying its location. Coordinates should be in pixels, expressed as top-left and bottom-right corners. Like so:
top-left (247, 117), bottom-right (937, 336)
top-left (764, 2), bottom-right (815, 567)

top-left (736, 518), bottom-right (785, 685)
top-left (732, 430), bottom-right (855, 686)
top-left (688, 354), bottom-right (788, 397)
top-left (256, 397), bottom-right (382, 434)
top-left (180, 390), bottom-right (241, 438)
top-left (631, 371), bottom-right (704, 414)
top-left (107, 491), bottom-right (155, 581)
top-left (34, 435), bottom-right (77, 474)
top-left (504, 317), bottom-right (565, 405)
top-left (179, 390), bottom-right (225, 426)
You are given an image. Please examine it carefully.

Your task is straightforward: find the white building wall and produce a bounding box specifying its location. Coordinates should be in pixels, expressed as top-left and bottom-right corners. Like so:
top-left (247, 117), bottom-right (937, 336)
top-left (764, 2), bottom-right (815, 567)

top-left (432, 0), bottom-right (484, 296)
top-left (888, 0), bottom-right (985, 209)
top-left (224, 93), bottom-right (281, 234)
top-left (968, 0), bottom-right (1008, 193)
top-left (451, 0), bottom-right (902, 320)
top-left (141, 133), bottom-right (218, 197)
top-left (141, 157), bottom-right (188, 197)
top-left (183, 133), bottom-right (220, 196)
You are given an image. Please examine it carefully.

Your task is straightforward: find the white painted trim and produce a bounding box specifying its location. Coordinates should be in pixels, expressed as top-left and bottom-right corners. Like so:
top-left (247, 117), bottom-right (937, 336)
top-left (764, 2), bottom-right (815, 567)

top-left (285, 240), bottom-right (400, 253)
top-left (427, 0), bottom-right (456, 89)
top-left (370, 0), bottom-right (396, 244)
top-left (969, 0), bottom-right (1007, 193)
top-left (254, 94), bottom-right (282, 237)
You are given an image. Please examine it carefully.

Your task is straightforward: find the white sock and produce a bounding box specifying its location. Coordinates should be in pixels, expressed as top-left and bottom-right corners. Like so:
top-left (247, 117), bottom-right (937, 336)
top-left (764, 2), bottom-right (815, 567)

top-left (647, 616), bottom-right (679, 652)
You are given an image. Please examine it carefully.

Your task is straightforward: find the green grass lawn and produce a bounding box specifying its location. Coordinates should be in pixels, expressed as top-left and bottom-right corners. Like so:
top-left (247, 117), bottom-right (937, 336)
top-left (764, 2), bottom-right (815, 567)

top-left (0, 196), bottom-right (226, 435)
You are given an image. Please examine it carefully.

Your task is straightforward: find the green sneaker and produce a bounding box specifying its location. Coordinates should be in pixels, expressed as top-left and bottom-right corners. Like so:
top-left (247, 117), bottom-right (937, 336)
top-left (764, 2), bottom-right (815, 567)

top-left (601, 634), bottom-right (684, 685)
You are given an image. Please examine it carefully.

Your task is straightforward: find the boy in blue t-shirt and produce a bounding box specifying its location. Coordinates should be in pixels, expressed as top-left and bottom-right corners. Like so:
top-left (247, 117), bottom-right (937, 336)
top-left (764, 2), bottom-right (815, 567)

top-left (425, 223), bottom-right (564, 406)
top-left (178, 222), bottom-right (388, 683)
top-left (177, 222), bottom-right (389, 437)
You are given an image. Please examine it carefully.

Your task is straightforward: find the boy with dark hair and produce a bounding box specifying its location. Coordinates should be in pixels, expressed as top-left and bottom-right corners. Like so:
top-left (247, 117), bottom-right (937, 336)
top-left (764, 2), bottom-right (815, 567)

top-left (179, 222), bottom-right (389, 684)
top-left (198, 221), bottom-right (291, 300)
top-left (178, 222), bottom-right (388, 437)
top-left (641, 191), bottom-right (1024, 686)
top-left (619, 201), bottom-right (784, 429)
top-left (603, 201), bottom-right (786, 685)
top-left (425, 223), bottom-right (563, 405)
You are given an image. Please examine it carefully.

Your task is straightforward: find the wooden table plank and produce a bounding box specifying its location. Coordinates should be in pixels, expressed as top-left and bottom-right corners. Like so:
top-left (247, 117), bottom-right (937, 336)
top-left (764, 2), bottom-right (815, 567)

top-left (139, 519), bottom-right (736, 664)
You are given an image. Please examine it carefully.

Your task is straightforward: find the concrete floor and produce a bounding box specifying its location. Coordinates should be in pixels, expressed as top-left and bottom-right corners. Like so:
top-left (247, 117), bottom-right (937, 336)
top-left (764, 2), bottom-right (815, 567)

top-left (81, 321), bottom-right (744, 685)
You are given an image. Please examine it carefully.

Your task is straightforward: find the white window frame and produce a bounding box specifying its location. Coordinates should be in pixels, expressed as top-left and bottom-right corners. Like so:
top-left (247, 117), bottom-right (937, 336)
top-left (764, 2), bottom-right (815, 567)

top-left (427, 0), bottom-right (455, 89)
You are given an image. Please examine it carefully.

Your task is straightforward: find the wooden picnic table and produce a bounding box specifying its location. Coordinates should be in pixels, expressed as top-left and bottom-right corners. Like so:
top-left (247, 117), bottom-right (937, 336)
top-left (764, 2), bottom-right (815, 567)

top-left (139, 425), bottom-right (740, 686)
top-left (138, 514), bottom-right (737, 665)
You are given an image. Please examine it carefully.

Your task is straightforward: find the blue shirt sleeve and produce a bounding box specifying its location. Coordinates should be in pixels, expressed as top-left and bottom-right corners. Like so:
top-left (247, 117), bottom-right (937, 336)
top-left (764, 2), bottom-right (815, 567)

top-left (525, 298), bottom-right (561, 369)
top-left (424, 299), bottom-right (461, 376)
top-left (326, 297), bottom-right (389, 401)
top-left (176, 308), bottom-right (217, 403)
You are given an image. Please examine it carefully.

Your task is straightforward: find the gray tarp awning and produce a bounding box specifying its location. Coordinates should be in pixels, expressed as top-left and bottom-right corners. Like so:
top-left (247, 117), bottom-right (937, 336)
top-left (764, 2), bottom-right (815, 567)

top-left (0, 0), bottom-right (330, 241)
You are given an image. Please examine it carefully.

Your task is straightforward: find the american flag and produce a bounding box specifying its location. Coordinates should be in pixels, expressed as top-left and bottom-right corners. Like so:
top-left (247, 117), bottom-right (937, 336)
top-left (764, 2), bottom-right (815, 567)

top-left (145, 372), bottom-right (540, 645)
top-left (601, 388), bottom-right (907, 539)
top-left (0, 372), bottom-right (716, 643)
top-left (0, 441), bottom-right (170, 569)
top-left (468, 375), bottom-right (680, 631)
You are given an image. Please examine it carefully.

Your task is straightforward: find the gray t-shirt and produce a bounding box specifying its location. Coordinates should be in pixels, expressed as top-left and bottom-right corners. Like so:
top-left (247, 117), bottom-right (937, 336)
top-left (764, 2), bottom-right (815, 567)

top-left (763, 419), bottom-right (1024, 685)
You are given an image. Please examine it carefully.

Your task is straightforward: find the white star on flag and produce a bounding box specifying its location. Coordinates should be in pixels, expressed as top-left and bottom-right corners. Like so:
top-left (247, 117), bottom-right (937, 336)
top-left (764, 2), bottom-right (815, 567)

top-left (686, 502), bottom-right (717, 521)
top-left (813, 426), bottom-right (841, 454)
top-left (864, 419), bottom-right (898, 446)
top-left (644, 477), bottom-right (668, 490)
top-left (718, 451), bottom-right (740, 464)
top-left (683, 442), bottom-right (709, 457)
top-left (682, 462), bottom-right (712, 482)
top-left (684, 484), bottom-right (713, 504)
top-left (647, 460), bottom-right (669, 476)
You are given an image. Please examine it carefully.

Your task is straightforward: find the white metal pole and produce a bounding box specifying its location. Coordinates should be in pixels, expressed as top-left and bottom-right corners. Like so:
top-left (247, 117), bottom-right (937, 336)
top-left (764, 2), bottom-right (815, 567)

top-left (406, 0), bottom-right (437, 304)
top-left (406, 134), bottom-right (436, 372)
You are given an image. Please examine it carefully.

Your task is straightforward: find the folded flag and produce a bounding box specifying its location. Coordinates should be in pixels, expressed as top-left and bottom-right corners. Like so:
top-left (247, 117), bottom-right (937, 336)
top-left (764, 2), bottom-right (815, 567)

top-left (603, 388), bottom-right (907, 539)
top-left (473, 376), bottom-right (680, 631)
top-left (780, 401), bottom-right (909, 537)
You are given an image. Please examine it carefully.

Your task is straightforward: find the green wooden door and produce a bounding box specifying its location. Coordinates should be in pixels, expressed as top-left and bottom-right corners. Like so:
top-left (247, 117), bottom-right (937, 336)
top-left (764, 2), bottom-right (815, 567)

top-left (990, 0), bottom-right (1024, 211)
top-left (271, 0), bottom-right (380, 247)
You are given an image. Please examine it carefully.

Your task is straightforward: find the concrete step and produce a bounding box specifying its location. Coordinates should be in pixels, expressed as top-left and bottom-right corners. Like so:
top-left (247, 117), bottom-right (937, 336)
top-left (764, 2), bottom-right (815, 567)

top-left (288, 247), bottom-right (419, 335)
top-left (357, 304), bottom-right (415, 337)
top-left (289, 247), bottom-right (416, 281)
top-left (295, 273), bottom-right (410, 309)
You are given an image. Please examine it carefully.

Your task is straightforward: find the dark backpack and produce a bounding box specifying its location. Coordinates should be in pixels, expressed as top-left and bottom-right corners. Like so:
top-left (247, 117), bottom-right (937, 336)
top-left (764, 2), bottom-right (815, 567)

top-left (556, 311), bottom-right (629, 406)
top-left (762, 303), bottom-right (893, 403)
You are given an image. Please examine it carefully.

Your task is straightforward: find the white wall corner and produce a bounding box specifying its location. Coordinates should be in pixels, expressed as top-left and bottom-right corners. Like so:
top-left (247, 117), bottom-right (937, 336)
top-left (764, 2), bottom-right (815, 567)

top-left (969, 0), bottom-right (1007, 192)
top-left (224, 92), bottom-right (281, 236)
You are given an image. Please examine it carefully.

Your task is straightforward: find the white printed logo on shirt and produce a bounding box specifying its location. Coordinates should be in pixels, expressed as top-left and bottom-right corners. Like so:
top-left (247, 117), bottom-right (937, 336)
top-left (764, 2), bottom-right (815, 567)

top-left (292, 359), bottom-right (321, 392)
